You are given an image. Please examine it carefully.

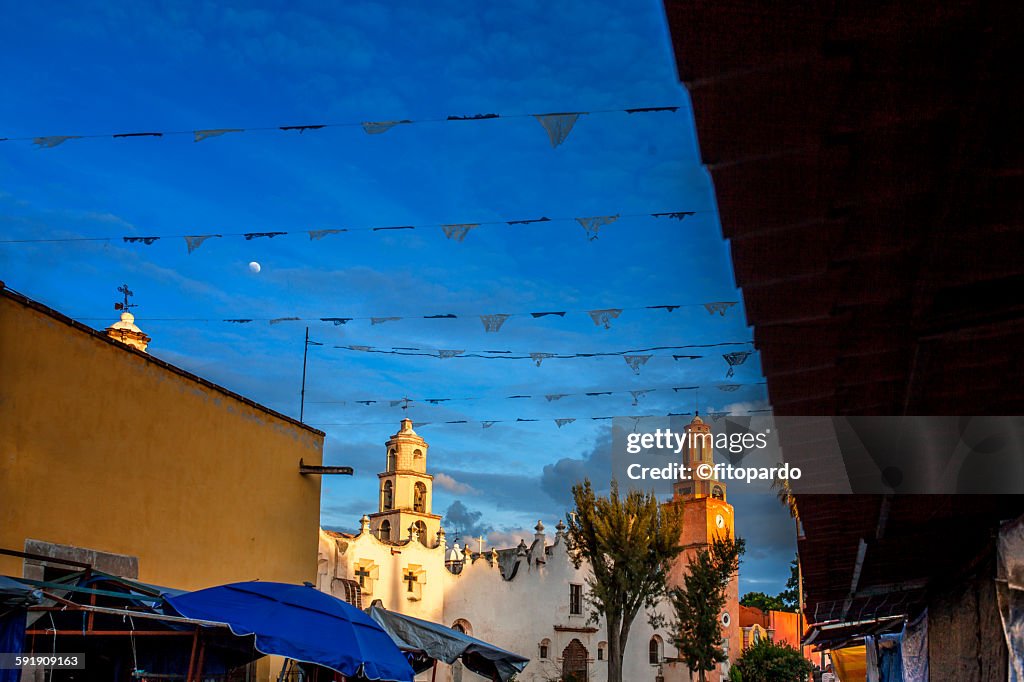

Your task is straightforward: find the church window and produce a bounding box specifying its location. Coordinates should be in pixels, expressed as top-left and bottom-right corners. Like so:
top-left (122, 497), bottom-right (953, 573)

top-left (413, 448), bottom-right (423, 460)
top-left (414, 520), bottom-right (428, 546)
top-left (569, 583), bottom-right (583, 615)
top-left (382, 481), bottom-right (394, 510)
top-left (561, 640), bottom-right (588, 682)
top-left (379, 520), bottom-right (391, 542)
top-left (539, 639), bottom-right (551, 659)
top-left (387, 449), bottom-right (397, 471)
top-left (597, 642), bottom-right (606, 661)
top-left (414, 482), bottom-right (427, 512)
top-left (649, 636), bottom-right (662, 665)
top-left (451, 619), bottom-right (472, 636)
top-left (712, 485), bottom-right (724, 500)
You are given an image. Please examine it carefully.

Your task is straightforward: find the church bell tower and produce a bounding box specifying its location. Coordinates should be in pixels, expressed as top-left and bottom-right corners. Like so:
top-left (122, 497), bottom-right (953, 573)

top-left (666, 414), bottom-right (740, 681)
top-left (367, 419), bottom-right (442, 548)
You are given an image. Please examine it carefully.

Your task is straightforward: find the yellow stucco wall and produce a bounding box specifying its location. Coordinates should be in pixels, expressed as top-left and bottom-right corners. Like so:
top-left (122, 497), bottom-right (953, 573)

top-left (0, 292), bottom-right (325, 591)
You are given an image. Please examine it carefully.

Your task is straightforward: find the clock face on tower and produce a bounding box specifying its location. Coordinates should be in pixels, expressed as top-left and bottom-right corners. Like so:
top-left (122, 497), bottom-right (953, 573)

top-left (716, 514), bottom-right (725, 529)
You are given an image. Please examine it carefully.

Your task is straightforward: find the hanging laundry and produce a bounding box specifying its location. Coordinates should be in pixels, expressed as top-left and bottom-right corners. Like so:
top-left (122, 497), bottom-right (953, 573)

top-left (529, 352), bottom-right (554, 367)
top-left (371, 317), bottom-right (402, 325)
top-left (630, 390), bottom-right (651, 406)
top-left (546, 394), bottom-right (568, 402)
top-left (722, 350), bottom-right (753, 377)
top-left (437, 350), bottom-right (464, 359)
top-left (480, 314), bottom-right (510, 332)
top-left (308, 229), bottom-right (347, 240)
top-left (361, 120), bottom-right (411, 135)
top-left (123, 236), bottom-right (159, 245)
top-left (704, 301), bottom-right (737, 316)
top-left (269, 317), bottom-right (301, 325)
top-left (534, 113), bottom-right (581, 148)
top-left (184, 234), bottom-right (221, 254)
top-left (34, 135), bottom-right (81, 148)
top-left (193, 128), bottom-right (243, 142)
top-left (588, 308), bottom-right (623, 329)
top-left (624, 355), bottom-right (653, 374)
top-left (442, 224), bottom-right (479, 242)
top-left (320, 318), bottom-right (352, 326)
top-left (576, 215), bottom-right (619, 241)
top-left (555, 418), bottom-right (576, 428)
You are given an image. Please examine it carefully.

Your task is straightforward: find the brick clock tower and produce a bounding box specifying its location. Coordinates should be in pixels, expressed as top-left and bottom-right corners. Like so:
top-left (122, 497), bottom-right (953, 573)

top-left (665, 415), bottom-right (741, 682)
top-left (367, 419), bottom-right (442, 548)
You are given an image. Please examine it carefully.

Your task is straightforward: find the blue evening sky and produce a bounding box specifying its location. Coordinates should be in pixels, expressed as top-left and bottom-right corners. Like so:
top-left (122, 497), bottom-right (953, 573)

top-left (0, 0), bottom-right (794, 594)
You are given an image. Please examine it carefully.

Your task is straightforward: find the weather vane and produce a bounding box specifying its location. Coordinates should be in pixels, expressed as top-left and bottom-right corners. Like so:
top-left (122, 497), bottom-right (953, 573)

top-left (114, 284), bottom-right (137, 313)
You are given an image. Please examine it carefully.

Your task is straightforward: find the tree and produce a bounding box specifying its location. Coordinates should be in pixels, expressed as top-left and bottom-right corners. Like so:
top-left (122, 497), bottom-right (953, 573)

top-left (740, 591), bottom-right (786, 612)
top-left (564, 479), bottom-right (683, 682)
top-left (734, 638), bottom-right (813, 682)
top-left (778, 555), bottom-right (800, 612)
top-left (671, 534), bottom-right (745, 682)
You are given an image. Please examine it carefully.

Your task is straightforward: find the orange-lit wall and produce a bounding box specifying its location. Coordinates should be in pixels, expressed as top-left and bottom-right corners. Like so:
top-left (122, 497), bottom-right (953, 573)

top-left (0, 292), bottom-right (325, 591)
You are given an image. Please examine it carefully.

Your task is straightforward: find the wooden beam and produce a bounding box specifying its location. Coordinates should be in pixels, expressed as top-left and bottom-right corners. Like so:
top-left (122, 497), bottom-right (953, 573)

top-left (299, 458), bottom-right (353, 475)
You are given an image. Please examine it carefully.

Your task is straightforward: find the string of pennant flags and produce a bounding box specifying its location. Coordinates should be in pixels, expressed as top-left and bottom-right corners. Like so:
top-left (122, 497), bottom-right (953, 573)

top-left (307, 408), bottom-right (772, 430)
top-left (106, 300), bottom-right (738, 330)
top-left (307, 380), bottom-right (767, 409)
top-left (2, 106), bottom-right (681, 150)
top-left (0, 210), bottom-right (705, 248)
top-left (333, 342), bottom-right (755, 375)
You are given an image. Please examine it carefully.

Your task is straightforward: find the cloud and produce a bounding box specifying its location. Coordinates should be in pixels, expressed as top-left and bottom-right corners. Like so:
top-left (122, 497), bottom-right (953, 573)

top-left (539, 431), bottom-right (614, 505)
top-left (434, 472), bottom-right (478, 495)
top-left (443, 500), bottom-right (492, 541)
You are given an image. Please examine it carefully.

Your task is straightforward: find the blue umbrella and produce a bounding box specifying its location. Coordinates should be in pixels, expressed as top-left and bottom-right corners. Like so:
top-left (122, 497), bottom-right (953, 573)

top-left (166, 582), bottom-right (413, 682)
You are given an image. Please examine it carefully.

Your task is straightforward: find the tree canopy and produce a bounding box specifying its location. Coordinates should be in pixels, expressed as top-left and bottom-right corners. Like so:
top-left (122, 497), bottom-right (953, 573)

top-left (564, 479), bottom-right (683, 682)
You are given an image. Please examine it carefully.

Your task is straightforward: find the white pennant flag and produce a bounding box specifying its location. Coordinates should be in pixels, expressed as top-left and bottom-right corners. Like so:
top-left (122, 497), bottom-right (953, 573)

top-left (546, 394), bottom-right (568, 402)
top-left (723, 350), bottom-right (753, 377)
top-left (480, 314), bottom-right (510, 332)
top-left (576, 215), bottom-right (619, 241)
top-left (588, 308), bottom-right (622, 329)
top-left (535, 113), bottom-right (582, 148)
top-left (717, 384), bottom-right (741, 392)
top-left (193, 128), bottom-right (244, 142)
top-left (555, 418), bottom-right (576, 428)
top-left (482, 421), bottom-right (497, 429)
top-left (361, 120), bottom-right (410, 135)
top-left (629, 389), bottom-right (651, 406)
top-left (348, 345), bottom-right (372, 352)
top-left (309, 229), bottom-right (346, 240)
top-left (371, 317), bottom-right (402, 325)
top-left (442, 224), bottom-right (479, 242)
top-left (437, 349), bottom-right (464, 359)
top-left (34, 135), bottom-right (81, 148)
top-left (529, 352), bottom-right (554, 367)
top-left (269, 317), bottom-right (301, 325)
top-left (704, 301), bottom-right (737, 316)
top-left (624, 354), bottom-right (652, 374)
top-left (184, 234), bottom-right (221, 254)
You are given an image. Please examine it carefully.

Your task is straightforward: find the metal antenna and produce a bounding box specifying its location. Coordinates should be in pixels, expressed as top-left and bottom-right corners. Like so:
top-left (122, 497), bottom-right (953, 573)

top-left (299, 327), bottom-right (323, 422)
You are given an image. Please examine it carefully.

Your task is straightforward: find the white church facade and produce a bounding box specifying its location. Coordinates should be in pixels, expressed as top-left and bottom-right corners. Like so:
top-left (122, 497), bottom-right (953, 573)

top-left (316, 418), bottom-right (739, 682)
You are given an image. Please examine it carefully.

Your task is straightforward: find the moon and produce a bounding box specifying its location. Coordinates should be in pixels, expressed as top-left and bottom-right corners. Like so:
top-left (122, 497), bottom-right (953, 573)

top-left (248, 261), bottom-right (261, 273)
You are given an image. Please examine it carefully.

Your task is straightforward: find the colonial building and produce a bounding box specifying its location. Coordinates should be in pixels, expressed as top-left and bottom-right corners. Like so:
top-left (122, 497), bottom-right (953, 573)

top-left (317, 417), bottom-right (740, 682)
